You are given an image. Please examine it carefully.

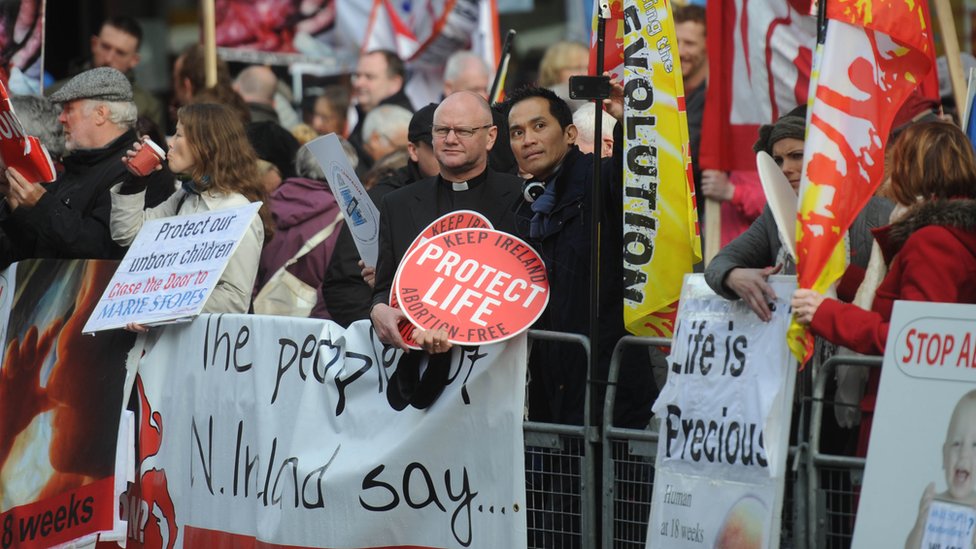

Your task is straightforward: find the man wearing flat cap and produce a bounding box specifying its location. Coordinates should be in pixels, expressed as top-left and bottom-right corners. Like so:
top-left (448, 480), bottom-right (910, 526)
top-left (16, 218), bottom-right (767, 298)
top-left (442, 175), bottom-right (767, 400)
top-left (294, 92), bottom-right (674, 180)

top-left (322, 102), bottom-right (442, 326)
top-left (0, 67), bottom-right (174, 267)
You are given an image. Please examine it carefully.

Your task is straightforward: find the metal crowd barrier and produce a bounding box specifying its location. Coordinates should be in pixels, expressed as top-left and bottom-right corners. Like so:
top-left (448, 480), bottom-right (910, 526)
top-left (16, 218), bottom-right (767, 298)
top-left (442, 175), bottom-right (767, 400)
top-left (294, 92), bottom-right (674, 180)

top-left (522, 330), bottom-right (873, 548)
top-left (806, 354), bottom-right (882, 549)
top-left (601, 335), bottom-right (668, 549)
top-left (523, 329), bottom-right (594, 549)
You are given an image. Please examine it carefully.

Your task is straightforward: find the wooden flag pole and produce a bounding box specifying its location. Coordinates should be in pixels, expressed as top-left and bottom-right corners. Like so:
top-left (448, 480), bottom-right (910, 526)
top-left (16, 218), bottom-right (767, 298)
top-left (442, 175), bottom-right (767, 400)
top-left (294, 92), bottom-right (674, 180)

top-left (933, 0), bottom-right (966, 115)
top-left (703, 198), bottom-right (720, 265)
top-left (201, 0), bottom-right (218, 88)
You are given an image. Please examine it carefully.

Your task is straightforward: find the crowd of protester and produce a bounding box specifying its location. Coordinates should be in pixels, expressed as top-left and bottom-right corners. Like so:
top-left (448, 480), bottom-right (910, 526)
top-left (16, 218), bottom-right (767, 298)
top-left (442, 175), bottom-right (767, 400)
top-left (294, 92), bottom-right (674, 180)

top-left (0, 7), bottom-right (974, 468)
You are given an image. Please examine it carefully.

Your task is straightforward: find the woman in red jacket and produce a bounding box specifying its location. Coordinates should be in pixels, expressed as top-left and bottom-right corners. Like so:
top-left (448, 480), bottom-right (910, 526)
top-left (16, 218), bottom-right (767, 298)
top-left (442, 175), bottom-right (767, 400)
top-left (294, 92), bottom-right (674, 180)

top-left (792, 121), bottom-right (976, 447)
top-left (792, 121), bottom-right (976, 353)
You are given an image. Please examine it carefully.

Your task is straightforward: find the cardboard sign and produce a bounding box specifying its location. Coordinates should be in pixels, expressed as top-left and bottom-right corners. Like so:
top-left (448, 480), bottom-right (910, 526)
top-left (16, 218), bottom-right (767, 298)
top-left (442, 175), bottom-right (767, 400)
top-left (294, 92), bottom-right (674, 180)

top-left (305, 133), bottom-right (380, 267)
top-left (852, 302), bottom-right (976, 549)
top-left (647, 274), bottom-right (797, 549)
top-left (0, 260), bottom-right (134, 549)
top-left (0, 79), bottom-right (56, 183)
top-left (395, 229), bottom-right (549, 345)
top-left (393, 211), bottom-right (494, 349)
top-left (82, 203), bottom-right (261, 333)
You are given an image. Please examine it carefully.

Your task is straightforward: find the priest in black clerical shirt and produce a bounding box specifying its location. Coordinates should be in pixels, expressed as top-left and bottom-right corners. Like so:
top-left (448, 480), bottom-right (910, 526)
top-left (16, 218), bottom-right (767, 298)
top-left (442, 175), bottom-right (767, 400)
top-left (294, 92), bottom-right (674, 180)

top-left (369, 91), bottom-right (522, 352)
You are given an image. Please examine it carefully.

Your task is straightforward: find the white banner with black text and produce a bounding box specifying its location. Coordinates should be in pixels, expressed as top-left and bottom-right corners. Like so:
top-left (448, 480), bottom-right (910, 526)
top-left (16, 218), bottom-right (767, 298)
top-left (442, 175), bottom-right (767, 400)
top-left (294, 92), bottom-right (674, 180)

top-left (123, 315), bottom-right (527, 549)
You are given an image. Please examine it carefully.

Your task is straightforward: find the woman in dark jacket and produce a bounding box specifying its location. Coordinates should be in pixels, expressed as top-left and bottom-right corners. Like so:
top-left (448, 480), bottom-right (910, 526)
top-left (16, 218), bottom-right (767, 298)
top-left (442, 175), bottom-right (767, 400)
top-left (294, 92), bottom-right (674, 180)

top-left (705, 106), bottom-right (892, 321)
top-left (254, 144), bottom-right (344, 319)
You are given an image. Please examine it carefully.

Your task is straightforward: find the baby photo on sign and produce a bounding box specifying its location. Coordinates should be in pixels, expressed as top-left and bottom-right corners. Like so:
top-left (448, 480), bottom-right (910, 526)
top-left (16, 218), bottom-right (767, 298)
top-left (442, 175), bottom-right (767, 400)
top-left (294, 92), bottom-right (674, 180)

top-left (851, 303), bottom-right (976, 549)
top-left (905, 390), bottom-right (976, 549)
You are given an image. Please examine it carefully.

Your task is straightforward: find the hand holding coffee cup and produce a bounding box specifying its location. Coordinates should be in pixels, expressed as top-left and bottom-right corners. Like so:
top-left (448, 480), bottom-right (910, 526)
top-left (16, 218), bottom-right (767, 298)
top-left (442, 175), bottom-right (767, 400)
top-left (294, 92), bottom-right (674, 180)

top-left (124, 137), bottom-right (166, 177)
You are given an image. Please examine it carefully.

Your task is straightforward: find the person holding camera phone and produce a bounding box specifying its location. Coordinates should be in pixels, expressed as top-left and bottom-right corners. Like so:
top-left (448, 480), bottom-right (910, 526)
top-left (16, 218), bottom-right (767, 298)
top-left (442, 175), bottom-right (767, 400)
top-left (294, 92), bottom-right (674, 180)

top-left (504, 82), bottom-right (657, 430)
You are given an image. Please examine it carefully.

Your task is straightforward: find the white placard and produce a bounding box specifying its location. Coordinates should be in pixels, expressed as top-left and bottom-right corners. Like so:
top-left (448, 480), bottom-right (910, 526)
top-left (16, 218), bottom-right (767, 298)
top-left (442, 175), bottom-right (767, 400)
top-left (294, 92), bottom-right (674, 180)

top-left (647, 274), bottom-right (797, 549)
top-left (306, 133), bottom-right (381, 267)
top-left (82, 203), bottom-right (260, 333)
top-left (756, 151), bottom-right (797, 261)
top-left (853, 302), bottom-right (976, 549)
top-left (125, 316), bottom-right (528, 549)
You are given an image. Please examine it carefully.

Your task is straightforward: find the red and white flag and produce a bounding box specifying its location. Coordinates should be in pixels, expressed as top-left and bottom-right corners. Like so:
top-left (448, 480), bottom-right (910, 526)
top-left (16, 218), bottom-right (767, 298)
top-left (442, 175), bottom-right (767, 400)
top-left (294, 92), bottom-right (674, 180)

top-left (788, 0), bottom-right (938, 361)
top-left (699, 0), bottom-right (817, 172)
top-left (362, 0), bottom-right (500, 107)
top-left (362, 0), bottom-right (420, 60)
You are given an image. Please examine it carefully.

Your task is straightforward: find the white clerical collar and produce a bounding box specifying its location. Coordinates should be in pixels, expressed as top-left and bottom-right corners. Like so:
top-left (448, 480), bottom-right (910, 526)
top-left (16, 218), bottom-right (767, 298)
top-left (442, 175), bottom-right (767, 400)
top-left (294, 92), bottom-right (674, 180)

top-left (452, 181), bottom-right (469, 191)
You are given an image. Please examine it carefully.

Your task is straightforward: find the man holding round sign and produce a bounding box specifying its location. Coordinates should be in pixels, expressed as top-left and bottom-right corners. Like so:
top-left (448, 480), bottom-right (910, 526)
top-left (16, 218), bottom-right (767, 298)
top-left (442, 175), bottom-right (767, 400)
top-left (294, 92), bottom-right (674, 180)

top-left (369, 91), bottom-right (523, 353)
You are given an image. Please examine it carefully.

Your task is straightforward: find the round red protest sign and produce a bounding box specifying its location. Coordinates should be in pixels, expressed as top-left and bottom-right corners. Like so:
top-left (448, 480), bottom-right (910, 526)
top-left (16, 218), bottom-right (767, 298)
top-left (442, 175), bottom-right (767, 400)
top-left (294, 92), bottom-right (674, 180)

top-left (395, 228), bottom-right (549, 345)
top-left (392, 211), bottom-right (494, 349)
top-left (403, 209), bottom-right (494, 260)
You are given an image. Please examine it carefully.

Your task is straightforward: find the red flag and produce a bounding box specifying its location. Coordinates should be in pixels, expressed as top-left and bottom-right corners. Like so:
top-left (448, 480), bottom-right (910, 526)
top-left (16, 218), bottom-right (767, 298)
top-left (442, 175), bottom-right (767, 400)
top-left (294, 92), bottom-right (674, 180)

top-left (699, 0), bottom-right (817, 172)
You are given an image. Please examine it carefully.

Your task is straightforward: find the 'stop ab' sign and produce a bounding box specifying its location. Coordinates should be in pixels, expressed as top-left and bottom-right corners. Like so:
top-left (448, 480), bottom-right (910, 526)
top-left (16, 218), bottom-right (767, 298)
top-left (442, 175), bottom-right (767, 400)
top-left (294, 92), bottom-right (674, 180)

top-left (395, 228), bottom-right (549, 346)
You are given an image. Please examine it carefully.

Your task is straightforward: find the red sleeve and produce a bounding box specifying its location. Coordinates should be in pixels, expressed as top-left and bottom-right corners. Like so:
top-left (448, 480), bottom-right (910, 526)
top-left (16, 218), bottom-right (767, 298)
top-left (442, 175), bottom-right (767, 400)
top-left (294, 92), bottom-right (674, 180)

top-left (728, 171), bottom-right (766, 222)
top-left (810, 298), bottom-right (888, 356)
top-left (810, 226), bottom-right (969, 355)
top-left (835, 264), bottom-right (866, 303)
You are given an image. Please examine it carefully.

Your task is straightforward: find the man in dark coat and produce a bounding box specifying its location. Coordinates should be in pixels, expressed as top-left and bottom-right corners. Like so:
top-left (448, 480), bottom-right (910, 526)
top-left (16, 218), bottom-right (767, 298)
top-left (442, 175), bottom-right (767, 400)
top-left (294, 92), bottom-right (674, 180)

top-left (348, 50), bottom-right (414, 171)
top-left (48, 17), bottom-right (164, 129)
top-left (369, 92), bottom-right (521, 350)
top-left (505, 85), bottom-right (655, 429)
top-left (0, 67), bottom-right (174, 268)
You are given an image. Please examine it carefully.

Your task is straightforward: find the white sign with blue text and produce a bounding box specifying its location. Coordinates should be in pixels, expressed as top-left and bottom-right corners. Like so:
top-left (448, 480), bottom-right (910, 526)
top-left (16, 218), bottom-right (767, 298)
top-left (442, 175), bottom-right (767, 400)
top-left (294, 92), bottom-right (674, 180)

top-left (306, 133), bottom-right (380, 267)
top-left (82, 202), bottom-right (260, 333)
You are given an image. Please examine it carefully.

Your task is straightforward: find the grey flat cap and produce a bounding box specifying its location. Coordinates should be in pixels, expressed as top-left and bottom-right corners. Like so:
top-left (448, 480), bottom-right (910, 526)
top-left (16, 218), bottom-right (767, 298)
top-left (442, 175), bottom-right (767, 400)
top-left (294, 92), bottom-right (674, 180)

top-left (49, 67), bottom-right (133, 104)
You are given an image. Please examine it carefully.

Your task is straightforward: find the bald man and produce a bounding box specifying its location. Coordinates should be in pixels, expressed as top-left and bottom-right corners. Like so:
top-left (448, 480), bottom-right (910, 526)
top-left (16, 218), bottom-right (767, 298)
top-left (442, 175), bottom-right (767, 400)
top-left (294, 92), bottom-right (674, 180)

top-left (233, 65), bottom-right (280, 124)
top-left (369, 91), bottom-right (522, 352)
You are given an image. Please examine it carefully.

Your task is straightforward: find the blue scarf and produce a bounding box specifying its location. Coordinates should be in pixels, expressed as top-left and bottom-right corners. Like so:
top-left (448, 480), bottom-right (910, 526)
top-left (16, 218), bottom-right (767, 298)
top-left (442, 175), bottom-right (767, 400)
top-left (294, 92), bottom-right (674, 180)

top-left (529, 180), bottom-right (558, 239)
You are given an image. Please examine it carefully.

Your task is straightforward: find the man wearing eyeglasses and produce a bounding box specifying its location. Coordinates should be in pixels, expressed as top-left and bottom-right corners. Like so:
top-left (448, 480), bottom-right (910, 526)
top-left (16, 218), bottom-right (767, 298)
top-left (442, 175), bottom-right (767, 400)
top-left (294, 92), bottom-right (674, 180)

top-left (369, 91), bottom-right (522, 353)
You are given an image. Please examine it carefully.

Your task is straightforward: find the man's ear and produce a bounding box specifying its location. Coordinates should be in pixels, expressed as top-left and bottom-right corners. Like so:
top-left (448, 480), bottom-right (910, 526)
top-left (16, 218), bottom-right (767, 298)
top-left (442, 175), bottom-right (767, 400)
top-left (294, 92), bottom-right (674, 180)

top-left (485, 125), bottom-right (497, 151)
top-left (407, 142), bottom-right (420, 163)
top-left (92, 103), bottom-right (110, 125)
top-left (90, 36), bottom-right (100, 57)
top-left (565, 123), bottom-right (578, 144)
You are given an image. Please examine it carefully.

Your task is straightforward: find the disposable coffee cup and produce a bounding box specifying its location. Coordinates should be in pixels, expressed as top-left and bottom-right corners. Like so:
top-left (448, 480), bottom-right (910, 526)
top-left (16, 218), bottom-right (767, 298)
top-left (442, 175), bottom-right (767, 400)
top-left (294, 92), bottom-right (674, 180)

top-left (126, 138), bottom-right (166, 177)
